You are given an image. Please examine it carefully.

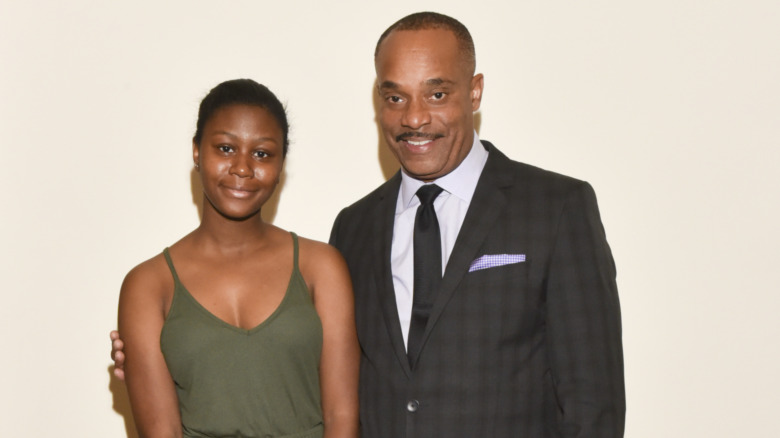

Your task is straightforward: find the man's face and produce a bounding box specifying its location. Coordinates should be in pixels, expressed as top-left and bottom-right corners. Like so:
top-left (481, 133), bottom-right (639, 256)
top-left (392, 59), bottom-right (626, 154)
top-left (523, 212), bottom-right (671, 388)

top-left (375, 28), bottom-right (483, 182)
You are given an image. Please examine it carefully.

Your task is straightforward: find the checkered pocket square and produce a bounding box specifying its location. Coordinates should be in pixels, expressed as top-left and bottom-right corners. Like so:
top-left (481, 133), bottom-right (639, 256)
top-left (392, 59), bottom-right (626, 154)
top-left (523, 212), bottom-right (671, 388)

top-left (468, 254), bottom-right (526, 272)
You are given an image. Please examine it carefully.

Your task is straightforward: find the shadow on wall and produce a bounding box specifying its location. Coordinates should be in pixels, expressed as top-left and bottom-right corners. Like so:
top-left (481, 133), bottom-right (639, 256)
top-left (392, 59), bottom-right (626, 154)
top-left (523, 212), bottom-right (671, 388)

top-left (189, 166), bottom-right (286, 224)
top-left (371, 87), bottom-right (482, 182)
top-left (109, 366), bottom-right (139, 438)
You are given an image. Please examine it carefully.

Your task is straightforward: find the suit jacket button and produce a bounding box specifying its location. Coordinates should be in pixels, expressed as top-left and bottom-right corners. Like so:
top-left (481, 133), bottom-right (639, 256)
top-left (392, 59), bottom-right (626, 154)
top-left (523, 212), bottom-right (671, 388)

top-left (407, 400), bottom-right (419, 412)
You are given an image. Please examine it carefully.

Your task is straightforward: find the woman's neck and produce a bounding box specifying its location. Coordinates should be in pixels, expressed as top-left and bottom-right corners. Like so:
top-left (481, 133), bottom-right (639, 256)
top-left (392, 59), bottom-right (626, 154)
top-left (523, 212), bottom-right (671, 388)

top-left (193, 205), bottom-right (273, 252)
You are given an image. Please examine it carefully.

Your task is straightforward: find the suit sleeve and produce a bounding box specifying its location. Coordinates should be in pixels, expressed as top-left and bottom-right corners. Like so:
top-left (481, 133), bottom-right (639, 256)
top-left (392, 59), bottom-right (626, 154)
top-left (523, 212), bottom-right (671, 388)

top-left (329, 209), bottom-right (344, 248)
top-left (546, 181), bottom-right (626, 437)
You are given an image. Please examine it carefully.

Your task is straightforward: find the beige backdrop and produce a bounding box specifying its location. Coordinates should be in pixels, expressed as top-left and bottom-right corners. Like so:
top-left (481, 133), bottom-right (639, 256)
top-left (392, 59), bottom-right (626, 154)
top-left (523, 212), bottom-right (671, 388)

top-left (1, 0), bottom-right (778, 436)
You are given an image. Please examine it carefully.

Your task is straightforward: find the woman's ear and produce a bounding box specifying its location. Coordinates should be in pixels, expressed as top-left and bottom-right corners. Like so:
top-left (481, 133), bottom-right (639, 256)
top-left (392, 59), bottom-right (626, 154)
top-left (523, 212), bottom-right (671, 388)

top-left (192, 141), bottom-right (200, 170)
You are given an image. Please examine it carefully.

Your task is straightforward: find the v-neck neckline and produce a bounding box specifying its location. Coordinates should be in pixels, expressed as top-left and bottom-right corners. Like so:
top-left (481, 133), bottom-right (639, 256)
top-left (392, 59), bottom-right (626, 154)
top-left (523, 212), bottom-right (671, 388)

top-left (162, 233), bottom-right (298, 335)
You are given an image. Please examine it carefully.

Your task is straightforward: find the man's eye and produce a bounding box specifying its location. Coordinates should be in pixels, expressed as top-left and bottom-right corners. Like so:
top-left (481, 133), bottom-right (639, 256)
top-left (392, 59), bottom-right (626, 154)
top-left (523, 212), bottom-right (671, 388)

top-left (387, 96), bottom-right (402, 103)
top-left (432, 92), bottom-right (445, 100)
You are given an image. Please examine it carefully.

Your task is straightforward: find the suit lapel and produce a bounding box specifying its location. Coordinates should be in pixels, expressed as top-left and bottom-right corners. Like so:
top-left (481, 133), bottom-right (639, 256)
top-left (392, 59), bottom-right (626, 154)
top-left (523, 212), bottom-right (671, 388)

top-left (369, 172), bottom-right (413, 377)
top-left (413, 142), bottom-right (515, 363)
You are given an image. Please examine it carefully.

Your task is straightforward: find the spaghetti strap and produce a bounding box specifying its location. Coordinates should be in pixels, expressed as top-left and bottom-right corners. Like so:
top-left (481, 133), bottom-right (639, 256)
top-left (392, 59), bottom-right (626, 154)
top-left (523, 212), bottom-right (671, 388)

top-left (162, 248), bottom-right (182, 285)
top-left (290, 232), bottom-right (299, 271)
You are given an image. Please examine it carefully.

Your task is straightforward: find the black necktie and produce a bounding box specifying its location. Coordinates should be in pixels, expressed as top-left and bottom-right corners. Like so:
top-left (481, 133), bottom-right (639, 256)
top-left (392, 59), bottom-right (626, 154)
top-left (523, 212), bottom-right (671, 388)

top-left (407, 184), bottom-right (444, 367)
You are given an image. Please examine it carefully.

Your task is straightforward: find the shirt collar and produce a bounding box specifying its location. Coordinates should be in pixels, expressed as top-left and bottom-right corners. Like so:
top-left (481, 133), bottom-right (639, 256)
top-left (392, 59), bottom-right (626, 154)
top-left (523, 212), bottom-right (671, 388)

top-left (399, 132), bottom-right (488, 210)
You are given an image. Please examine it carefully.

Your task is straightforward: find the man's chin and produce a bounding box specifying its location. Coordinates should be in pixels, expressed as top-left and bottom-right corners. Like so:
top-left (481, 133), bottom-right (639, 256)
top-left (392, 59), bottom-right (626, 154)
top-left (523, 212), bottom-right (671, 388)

top-left (399, 161), bottom-right (446, 182)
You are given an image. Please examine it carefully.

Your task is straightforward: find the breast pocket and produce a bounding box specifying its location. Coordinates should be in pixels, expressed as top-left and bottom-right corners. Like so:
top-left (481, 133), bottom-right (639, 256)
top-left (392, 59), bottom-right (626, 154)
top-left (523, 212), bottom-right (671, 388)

top-left (456, 257), bottom-right (542, 341)
top-left (464, 255), bottom-right (530, 289)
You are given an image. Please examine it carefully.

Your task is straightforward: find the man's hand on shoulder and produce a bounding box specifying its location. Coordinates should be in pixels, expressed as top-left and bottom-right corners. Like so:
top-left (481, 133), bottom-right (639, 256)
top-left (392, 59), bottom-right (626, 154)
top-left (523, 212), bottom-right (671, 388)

top-left (110, 330), bottom-right (126, 381)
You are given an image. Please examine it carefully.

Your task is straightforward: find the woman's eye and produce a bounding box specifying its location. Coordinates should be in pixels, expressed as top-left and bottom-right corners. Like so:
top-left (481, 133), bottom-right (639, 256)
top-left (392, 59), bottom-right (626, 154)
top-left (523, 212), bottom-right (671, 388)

top-left (218, 145), bottom-right (233, 153)
top-left (253, 150), bottom-right (268, 159)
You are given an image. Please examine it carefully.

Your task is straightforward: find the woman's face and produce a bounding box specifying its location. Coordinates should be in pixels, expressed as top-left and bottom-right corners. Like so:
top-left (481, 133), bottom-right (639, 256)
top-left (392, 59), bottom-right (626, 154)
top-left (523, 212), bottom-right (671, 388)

top-left (193, 104), bottom-right (284, 221)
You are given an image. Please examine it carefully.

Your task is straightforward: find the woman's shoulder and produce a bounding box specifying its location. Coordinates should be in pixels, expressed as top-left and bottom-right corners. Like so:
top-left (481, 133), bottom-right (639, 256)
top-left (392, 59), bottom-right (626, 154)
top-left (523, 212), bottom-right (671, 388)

top-left (295, 234), bottom-right (345, 265)
top-left (294, 234), bottom-right (354, 316)
top-left (294, 234), bottom-right (349, 287)
top-left (121, 251), bottom-right (174, 300)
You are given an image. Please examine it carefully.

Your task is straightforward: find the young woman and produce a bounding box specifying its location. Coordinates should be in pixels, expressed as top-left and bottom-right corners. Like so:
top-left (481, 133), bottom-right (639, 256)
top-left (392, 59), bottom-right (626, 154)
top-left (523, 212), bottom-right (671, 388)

top-left (117, 79), bottom-right (359, 438)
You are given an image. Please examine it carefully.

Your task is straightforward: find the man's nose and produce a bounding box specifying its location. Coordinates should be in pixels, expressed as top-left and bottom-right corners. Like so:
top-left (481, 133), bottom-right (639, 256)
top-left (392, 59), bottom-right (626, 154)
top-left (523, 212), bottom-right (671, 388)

top-left (401, 98), bottom-right (431, 129)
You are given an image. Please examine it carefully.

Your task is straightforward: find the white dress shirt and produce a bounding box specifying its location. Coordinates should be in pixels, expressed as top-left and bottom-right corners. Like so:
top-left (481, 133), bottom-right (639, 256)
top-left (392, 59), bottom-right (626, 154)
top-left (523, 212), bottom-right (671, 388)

top-left (391, 133), bottom-right (489, 348)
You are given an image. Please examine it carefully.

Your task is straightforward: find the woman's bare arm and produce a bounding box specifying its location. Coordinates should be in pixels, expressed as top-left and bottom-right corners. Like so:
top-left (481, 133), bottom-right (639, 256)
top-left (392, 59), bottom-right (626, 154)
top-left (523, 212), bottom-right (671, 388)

top-left (117, 258), bottom-right (181, 438)
top-left (302, 239), bottom-right (360, 438)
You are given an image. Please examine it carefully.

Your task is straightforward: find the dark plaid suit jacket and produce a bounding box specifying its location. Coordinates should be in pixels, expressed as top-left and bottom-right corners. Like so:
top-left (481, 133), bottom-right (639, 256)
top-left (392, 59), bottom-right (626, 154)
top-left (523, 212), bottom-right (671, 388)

top-left (329, 141), bottom-right (625, 438)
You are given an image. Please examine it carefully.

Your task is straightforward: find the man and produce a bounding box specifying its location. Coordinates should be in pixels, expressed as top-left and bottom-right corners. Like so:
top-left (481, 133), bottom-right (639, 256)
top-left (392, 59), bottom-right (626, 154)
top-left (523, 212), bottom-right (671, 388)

top-left (114, 11), bottom-right (625, 437)
top-left (328, 12), bottom-right (625, 437)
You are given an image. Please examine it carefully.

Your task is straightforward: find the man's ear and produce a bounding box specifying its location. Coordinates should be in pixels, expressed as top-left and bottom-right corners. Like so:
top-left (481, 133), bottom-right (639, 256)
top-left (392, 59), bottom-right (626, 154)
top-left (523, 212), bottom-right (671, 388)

top-left (470, 73), bottom-right (484, 112)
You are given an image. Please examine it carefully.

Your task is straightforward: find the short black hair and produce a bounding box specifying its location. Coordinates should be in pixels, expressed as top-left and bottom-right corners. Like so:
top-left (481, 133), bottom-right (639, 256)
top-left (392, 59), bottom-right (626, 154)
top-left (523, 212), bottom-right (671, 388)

top-left (374, 12), bottom-right (476, 75)
top-left (193, 79), bottom-right (289, 157)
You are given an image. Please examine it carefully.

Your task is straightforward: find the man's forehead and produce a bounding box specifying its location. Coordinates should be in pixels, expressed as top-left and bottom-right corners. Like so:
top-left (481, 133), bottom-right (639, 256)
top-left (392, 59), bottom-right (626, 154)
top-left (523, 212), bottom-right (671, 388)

top-left (377, 29), bottom-right (457, 58)
top-left (376, 35), bottom-right (462, 73)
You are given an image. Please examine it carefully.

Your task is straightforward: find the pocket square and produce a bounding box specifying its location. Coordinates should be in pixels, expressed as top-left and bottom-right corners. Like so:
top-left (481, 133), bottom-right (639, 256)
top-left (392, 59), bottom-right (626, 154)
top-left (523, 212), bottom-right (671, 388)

top-left (468, 254), bottom-right (526, 272)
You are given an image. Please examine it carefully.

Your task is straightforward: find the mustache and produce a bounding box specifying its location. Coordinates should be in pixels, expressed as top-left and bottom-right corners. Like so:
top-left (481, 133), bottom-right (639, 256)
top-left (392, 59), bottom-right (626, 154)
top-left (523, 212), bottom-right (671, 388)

top-left (395, 132), bottom-right (444, 142)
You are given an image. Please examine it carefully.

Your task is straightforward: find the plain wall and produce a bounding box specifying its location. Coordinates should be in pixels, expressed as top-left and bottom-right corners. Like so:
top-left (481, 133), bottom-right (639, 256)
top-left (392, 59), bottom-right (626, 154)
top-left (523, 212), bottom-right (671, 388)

top-left (1, 1), bottom-right (778, 436)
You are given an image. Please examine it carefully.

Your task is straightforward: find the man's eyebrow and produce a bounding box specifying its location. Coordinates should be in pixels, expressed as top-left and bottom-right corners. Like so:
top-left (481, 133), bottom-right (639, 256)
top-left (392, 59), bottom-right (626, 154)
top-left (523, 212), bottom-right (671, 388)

top-left (378, 78), bottom-right (455, 90)
top-left (378, 80), bottom-right (399, 90)
top-left (425, 78), bottom-right (453, 86)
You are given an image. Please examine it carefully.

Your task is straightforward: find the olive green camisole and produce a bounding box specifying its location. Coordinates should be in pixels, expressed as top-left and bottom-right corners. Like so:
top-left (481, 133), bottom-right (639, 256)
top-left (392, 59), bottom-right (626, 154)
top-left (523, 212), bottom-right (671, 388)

top-left (160, 233), bottom-right (324, 438)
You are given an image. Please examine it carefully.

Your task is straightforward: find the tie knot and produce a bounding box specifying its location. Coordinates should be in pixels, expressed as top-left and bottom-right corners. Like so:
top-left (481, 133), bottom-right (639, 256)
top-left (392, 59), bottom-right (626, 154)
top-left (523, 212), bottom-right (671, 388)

top-left (416, 184), bottom-right (444, 206)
